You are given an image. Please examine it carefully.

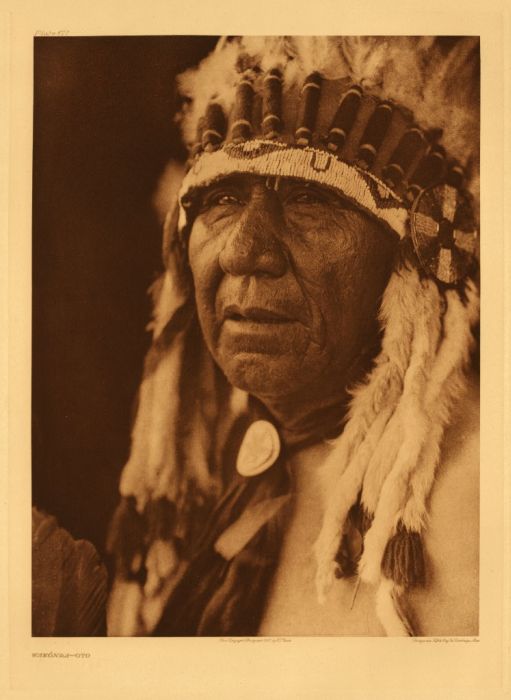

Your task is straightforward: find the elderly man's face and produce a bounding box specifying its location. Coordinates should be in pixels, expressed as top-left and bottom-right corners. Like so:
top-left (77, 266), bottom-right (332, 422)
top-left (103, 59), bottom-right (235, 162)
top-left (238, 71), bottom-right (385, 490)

top-left (188, 175), bottom-right (397, 401)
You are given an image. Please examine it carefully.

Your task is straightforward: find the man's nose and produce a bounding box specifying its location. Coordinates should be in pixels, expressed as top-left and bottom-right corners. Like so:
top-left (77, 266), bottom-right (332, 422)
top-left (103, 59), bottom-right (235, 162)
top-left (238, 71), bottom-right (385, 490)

top-left (218, 193), bottom-right (288, 277)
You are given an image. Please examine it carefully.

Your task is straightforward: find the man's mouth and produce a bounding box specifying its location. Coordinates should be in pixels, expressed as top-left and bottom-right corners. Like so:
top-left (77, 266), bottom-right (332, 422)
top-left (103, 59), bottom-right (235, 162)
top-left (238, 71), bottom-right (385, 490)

top-left (223, 304), bottom-right (295, 324)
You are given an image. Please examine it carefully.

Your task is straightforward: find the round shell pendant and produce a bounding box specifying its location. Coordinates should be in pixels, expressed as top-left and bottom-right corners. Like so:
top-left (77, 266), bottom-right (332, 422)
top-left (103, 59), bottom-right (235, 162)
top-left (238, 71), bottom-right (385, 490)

top-left (236, 420), bottom-right (281, 477)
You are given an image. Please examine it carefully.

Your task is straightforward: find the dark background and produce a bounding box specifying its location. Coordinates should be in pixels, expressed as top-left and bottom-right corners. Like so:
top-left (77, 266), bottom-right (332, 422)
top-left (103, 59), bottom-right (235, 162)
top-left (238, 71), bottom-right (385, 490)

top-left (32, 36), bottom-right (218, 554)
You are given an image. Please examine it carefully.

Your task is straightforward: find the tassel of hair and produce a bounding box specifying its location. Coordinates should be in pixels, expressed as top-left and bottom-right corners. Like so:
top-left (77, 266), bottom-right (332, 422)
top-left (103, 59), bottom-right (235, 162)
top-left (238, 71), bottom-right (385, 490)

top-left (358, 278), bottom-right (441, 584)
top-left (381, 523), bottom-right (425, 587)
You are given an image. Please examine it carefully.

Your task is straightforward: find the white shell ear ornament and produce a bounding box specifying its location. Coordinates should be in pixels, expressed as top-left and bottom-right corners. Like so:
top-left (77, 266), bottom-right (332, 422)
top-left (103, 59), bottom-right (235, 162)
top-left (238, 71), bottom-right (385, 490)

top-left (236, 420), bottom-right (281, 477)
top-left (410, 183), bottom-right (479, 286)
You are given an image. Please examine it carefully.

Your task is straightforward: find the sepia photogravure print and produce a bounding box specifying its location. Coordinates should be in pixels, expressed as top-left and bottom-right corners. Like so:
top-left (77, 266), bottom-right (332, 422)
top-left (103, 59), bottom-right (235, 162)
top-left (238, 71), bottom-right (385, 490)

top-left (32, 36), bottom-right (480, 638)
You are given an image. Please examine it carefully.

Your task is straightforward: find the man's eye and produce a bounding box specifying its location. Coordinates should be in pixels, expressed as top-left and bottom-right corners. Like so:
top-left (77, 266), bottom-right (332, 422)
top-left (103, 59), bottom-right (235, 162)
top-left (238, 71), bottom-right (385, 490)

top-left (200, 190), bottom-right (244, 211)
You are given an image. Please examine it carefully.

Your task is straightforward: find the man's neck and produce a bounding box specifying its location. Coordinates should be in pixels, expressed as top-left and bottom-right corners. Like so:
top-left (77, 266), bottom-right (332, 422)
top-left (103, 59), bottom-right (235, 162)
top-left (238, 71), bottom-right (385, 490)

top-left (253, 352), bottom-right (374, 449)
top-left (255, 387), bottom-right (350, 448)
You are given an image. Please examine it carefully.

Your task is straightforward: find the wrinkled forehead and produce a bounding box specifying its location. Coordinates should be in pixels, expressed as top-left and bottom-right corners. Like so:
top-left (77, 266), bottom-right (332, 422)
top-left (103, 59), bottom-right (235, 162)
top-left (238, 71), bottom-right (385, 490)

top-left (177, 140), bottom-right (409, 239)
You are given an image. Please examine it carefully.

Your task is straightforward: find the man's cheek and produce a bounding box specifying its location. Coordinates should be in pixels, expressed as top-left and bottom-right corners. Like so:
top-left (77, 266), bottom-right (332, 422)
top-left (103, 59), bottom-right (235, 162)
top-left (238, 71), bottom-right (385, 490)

top-left (293, 262), bottom-right (352, 348)
top-left (198, 306), bottom-right (220, 351)
top-left (191, 280), bottom-right (218, 352)
top-left (190, 261), bottom-right (220, 328)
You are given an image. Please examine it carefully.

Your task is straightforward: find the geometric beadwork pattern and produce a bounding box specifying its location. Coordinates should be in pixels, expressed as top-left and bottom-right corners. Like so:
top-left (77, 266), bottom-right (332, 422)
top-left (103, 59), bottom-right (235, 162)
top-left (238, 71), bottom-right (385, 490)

top-left (410, 184), bottom-right (478, 284)
top-left (180, 139), bottom-right (410, 238)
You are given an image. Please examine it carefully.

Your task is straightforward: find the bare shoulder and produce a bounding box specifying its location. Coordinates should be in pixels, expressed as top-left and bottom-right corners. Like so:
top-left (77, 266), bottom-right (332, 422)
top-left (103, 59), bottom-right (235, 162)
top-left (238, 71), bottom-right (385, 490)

top-left (407, 372), bottom-right (480, 636)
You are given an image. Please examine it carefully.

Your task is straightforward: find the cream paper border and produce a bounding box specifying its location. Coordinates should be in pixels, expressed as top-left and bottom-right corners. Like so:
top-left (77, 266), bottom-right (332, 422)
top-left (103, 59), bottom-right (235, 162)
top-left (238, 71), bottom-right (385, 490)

top-left (2, 1), bottom-right (510, 698)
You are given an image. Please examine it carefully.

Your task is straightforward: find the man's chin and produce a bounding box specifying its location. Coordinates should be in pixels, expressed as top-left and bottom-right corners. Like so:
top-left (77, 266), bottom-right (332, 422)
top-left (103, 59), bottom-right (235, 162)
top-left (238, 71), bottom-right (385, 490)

top-left (213, 324), bottom-right (317, 397)
top-left (219, 319), bottom-right (306, 356)
top-left (219, 351), bottom-right (309, 399)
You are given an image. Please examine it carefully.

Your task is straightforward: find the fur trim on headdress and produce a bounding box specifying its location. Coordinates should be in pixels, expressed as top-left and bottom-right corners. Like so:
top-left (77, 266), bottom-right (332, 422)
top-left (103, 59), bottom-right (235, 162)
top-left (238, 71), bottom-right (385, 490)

top-left (313, 268), bottom-right (478, 633)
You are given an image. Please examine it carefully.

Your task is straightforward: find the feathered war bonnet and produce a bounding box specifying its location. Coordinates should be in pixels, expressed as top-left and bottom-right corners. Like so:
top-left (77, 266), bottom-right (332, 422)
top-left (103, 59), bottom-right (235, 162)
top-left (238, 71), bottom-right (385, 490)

top-left (107, 36), bottom-right (480, 636)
